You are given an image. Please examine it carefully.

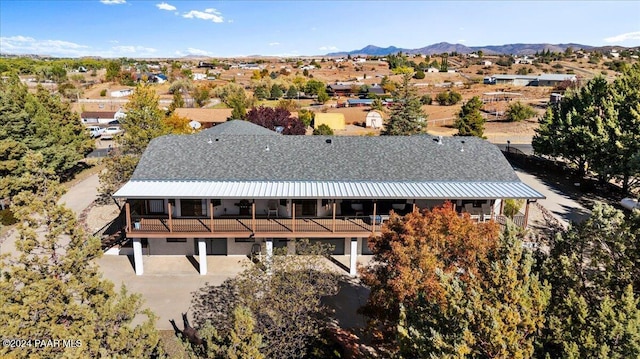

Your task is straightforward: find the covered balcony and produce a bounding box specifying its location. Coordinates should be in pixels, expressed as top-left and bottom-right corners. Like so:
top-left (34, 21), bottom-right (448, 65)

top-left (122, 198), bottom-right (524, 238)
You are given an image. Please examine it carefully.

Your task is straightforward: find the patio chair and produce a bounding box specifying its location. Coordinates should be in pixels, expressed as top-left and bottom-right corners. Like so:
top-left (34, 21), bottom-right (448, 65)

top-left (266, 199), bottom-right (278, 218)
top-left (481, 204), bottom-right (492, 221)
top-left (351, 203), bottom-right (364, 217)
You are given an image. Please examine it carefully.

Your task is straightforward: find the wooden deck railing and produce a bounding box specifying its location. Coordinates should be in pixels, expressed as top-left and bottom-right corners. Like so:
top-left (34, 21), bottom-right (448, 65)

top-left (128, 216), bottom-right (374, 235)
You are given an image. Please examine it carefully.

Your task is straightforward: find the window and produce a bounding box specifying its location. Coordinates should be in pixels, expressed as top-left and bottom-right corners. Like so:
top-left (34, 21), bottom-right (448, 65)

top-left (167, 238), bottom-right (187, 243)
top-left (211, 199), bottom-right (222, 207)
top-left (181, 199), bottom-right (206, 216)
top-left (149, 199), bottom-right (164, 213)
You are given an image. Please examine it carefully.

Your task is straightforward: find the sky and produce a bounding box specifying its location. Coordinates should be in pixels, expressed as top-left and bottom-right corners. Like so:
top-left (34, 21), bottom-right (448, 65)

top-left (1, 1), bottom-right (639, 58)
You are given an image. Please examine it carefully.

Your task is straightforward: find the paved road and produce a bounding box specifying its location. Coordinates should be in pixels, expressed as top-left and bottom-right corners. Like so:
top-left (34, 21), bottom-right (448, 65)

top-left (59, 173), bottom-right (100, 215)
top-left (515, 169), bottom-right (590, 226)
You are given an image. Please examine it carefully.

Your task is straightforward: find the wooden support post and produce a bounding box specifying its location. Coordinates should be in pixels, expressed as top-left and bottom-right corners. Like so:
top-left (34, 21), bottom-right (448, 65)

top-left (332, 201), bottom-right (336, 233)
top-left (251, 201), bottom-right (256, 233)
top-left (209, 201), bottom-right (214, 233)
top-left (372, 201), bottom-right (377, 233)
top-left (168, 202), bottom-right (173, 233)
top-left (412, 200), bottom-right (417, 213)
top-left (499, 199), bottom-right (505, 216)
top-left (292, 201), bottom-right (296, 233)
top-left (125, 202), bottom-right (131, 232)
top-left (523, 199), bottom-right (531, 228)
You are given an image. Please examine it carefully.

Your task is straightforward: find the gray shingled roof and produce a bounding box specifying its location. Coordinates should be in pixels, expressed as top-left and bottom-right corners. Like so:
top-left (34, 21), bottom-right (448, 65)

top-left (131, 122), bottom-right (518, 183)
top-left (199, 120), bottom-right (278, 136)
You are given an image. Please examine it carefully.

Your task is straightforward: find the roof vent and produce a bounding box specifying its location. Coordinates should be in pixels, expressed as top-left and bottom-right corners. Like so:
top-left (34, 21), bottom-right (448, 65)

top-left (207, 138), bottom-right (213, 144)
top-left (264, 145), bottom-right (270, 151)
top-left (326, 139), bottom-right (332, 144)
top-left (275, 126), bottom-right (284, 134)
top-left (438, 135), bottom-right (443, 145)
top-left (460, 140), bottom-right (465, 152)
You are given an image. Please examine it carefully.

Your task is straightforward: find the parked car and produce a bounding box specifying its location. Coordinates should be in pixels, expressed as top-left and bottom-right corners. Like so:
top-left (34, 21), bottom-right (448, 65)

top-left (620, 197), bottom-right (640, 211)
top-left (86, 125), bottom-right (105, 138)
top-left (101, 126), bottom-right (123, 140)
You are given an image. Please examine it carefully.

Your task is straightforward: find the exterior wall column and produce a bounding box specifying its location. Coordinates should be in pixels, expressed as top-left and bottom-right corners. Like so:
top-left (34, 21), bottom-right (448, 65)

top-left (198, 238), bottom-right (208, 275)
top-left (133, 238), bottom-right (143, 275)
top-left (265, 238), bottom-right (273, 275)
top-left (523, 199), bottom-right (531, 228)
top-left (349, 238), bottom-right (358, 277)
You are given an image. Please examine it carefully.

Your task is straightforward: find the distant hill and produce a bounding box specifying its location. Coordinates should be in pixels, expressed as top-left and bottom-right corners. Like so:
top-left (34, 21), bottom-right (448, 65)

top-left (327, 42), bottom-right (597, 56)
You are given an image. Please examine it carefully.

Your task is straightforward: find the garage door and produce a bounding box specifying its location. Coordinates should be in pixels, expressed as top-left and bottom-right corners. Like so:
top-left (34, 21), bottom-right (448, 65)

top-left (195, 239), bottom-right (227, 255)
top-left (361, 238), bottom-right (373, 255)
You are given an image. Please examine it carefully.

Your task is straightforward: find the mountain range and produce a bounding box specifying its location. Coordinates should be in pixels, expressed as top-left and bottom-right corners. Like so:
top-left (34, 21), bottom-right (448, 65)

top-left (326, 42), bottom-right (601, 56)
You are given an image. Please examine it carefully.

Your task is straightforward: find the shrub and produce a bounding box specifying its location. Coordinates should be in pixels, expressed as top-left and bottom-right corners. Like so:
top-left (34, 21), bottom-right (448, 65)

top-left (505, 101), bottom-right (536, 122)
top-left (0, 209), bottom-right (18, 225)
top-left (420, 94), bottom-right (433, 105)
top-left (100, 89), bottom-right (107, 97)
top-left (503, 199), bottom-right (524, 219)
top-left (313, 124), bottom-right (334, 135)
top-left (436, 90), bottom-right (462, 106)
top-left (298, 109), bottom-right (314, 127)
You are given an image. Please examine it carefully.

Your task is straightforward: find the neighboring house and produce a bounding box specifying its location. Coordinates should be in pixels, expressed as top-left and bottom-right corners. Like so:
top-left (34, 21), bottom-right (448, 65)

top-left (536, 74), bottom-right (577, 87)
top-left (365, 110), bottom-right (383, 129)
top-left (113, 120), bottom-right (544, 276)
top-left (193, 73), bottom-right (207, 81)
top-left (111, 88), bottom-right (134, 97)
top-left (366, 85), bottom-right (385, 96)
top-left (514, 56), bottom-right (534, 65)
top-left (482, 60), bottom-right (493, 67)
top-left (81, 108), bottom-right (126, 124)
top-left (327, 84), bottom-right (355, 96)
top-left (490, 74), bottom-right (576, 87)
top-left (173, 108), bottom-right (233, 128)
top-left (314, 113), bottom-right (345, 131)
top-left (346, 98), bottom-right (374, 107)
top-left (150, 74), bottom-right (167, 83)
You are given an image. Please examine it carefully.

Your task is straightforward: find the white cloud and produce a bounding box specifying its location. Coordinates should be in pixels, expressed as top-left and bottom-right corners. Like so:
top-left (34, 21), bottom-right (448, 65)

top-left (156, 2), bottom-right (176, 11)
top-left (319, 45), bottom-right (338, 51)
top-left (109, 40), bottom-right (119, 44)
top-left (100, 0), bottom-right (126, 4)
top-left (269, 42), bottom-right (280, 46)
top-left (183, 8), bottom-right (223, 22)
top-left (0, 35), bottom-right (90, 56)
top-left (112, 45), bottom-right (157, 54)
top-left (227, 19), bottom-right (234, 23)
top-left (458, 39), bottom-right (467, 43)
top-left (604, 31), bottom-right (640, 43)
top-left (186, 47), bottom-right (211, 56)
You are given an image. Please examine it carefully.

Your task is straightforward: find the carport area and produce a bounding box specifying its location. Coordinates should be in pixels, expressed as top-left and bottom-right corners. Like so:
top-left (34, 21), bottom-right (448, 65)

top-left (95, 255), bottom-right (251, 330)
top-left (95, 254), bottom-right (370, 330)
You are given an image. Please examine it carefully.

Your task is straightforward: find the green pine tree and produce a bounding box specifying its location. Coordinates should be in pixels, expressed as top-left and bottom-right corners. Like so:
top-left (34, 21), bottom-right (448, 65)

top-left (0, 75), bottom-right (93, 199)
top-left (454, 96), bottom-right (485, 137)
top-left (0, 153), bottom-right (163, 358)
top-left (99, 84), bottom-right (170, 198)
top-left (381, 73), bottom-right (427, 135)
top-left (539, 204), bottom-right (640, 358)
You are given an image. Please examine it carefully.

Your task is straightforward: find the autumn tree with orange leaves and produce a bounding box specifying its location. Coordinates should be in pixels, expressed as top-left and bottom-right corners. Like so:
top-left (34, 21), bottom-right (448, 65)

top-left (360, 203), bottom-right (549, 358)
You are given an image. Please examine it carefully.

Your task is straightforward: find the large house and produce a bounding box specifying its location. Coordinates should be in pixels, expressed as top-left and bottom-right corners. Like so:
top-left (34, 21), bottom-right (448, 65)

top-left (113, 121), bottom-right (544, 276)
top-left (81, 108), bottom-right (126, 124)
top-left (489, 73), bottom-right (577, 87)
